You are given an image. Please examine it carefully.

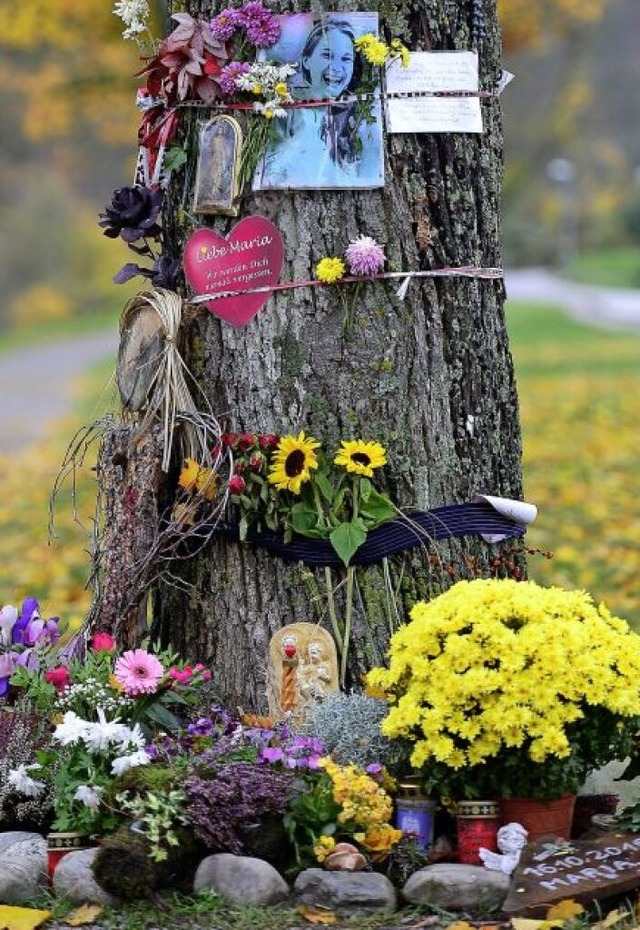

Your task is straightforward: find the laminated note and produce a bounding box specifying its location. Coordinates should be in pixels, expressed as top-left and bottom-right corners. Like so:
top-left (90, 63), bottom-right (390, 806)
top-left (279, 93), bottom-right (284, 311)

top-left (385, 51), bottom-right (483, 134)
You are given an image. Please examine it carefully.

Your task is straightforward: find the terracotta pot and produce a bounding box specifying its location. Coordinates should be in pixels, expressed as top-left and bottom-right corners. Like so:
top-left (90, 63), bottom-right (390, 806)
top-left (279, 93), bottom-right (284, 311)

top-left (500, 794), bottom-right (576, 842)
top-left (46, 832), bottom-right (93, 880)
top-left (456, 800), bottom-right (501, 865)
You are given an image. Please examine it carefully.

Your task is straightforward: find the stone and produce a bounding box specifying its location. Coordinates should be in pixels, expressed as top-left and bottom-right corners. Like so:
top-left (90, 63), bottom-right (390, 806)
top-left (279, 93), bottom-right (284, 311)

top-left (193, 854), bottom-right (290, 906)
top-left (294, 868), bottom-right (397, 915)
top-left (52, 848), bottom-right (119, 906)
top-left (0, 831), bottom-right (47, 902)
top-left (402, 863), bottom-right (510, 913)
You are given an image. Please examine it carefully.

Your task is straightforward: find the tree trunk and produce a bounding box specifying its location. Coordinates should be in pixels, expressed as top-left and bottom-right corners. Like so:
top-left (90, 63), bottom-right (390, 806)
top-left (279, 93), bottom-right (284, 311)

top-left (142, 0), bottom-right (524, 713)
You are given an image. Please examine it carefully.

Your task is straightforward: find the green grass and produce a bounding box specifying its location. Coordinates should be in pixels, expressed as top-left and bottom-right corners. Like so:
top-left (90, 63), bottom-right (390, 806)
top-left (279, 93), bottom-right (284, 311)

top-left (564, 247), bottom-right (640, 289)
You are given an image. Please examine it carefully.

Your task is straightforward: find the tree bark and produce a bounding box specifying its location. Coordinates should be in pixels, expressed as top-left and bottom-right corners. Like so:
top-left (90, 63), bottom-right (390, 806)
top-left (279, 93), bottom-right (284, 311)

top-left (143, 0), bottom-right (525, 713)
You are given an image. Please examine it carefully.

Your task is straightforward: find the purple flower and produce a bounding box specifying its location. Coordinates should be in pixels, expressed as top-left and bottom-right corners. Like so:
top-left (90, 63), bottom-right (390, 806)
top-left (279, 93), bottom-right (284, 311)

top-left (345, 235), bottom-right (386, 276)
top-left (259, 746), bottom-right (284, 764)
top-left (237, 2), bottom-right (280, 47)
top-left (188, 717), bottom-right (215, 737)
top-left (218, 61), bottom-right (251, 96)
top-left (209, 8), bottom-right (241, 41)
top-left (99, 186), bottom-right (163, 244)
top-left (12, 597), bottom-right (40, 645)
top-left (22, 617), bottom-right (60, 648)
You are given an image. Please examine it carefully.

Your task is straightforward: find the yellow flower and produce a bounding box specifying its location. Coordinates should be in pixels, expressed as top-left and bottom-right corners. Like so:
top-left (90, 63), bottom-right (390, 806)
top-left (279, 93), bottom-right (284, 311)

top-left (251, 83), bottom-right (263, 95)
top-left (359, 823), bottom-right (403, 860)
top-left (315, 256), bottom-right (345, 284)
top-left (274, 82), bottom-right (288, 97)
top-left (333, 439), bottom-right (387, 478)
top-left (109, 673), bottom-right (125, 693)
top-left (391, 39), bottom-right (411, 67)
top-left (361, 39), bottom-right (390, 66)
top-left (268, 431), bottom-right (320, 495)
top-left (178, 458), bottom-right (201, 494)
top-left (313, 835), bottom-right (336, 863)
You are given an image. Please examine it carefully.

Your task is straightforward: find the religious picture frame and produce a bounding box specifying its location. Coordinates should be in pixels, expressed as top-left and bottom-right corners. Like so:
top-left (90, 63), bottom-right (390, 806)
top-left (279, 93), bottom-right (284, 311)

top-left (193, 115), bottom-right (243, 216)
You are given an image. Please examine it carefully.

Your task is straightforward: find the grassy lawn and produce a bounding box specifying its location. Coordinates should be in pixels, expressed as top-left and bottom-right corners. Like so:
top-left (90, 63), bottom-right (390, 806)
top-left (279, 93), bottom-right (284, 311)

top-left (0, 311), bottom-right (117, 357)
top-left (564, 247), bottom-right (640, 289)
top-left (506, 301), bottom-right (640, 628)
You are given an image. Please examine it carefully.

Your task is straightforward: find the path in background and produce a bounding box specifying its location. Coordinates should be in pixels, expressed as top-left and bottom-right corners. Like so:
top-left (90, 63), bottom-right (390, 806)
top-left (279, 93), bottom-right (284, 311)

top-left (0, 331), bottom-right (116, 455)
top-left (505, 268), bottom-right (640, 331)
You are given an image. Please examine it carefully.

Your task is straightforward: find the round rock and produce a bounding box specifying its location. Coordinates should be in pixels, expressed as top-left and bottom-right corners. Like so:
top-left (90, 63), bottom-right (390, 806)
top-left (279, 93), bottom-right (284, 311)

top-left (294, 868), bottom-right (397, 915)
top-left (53, 848), bottom-right (119, 906)
top-left (0, 832), bottom-right (47, 902)
top-left (194, 854), bottom-right (290, 906)
top-left (403, 863), bottom-right (510, 913)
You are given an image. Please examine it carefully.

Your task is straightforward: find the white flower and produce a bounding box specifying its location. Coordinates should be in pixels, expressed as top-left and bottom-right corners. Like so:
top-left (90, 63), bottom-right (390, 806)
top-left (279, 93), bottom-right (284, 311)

top-left (113, 0), bottom-right (149, 39)
top-left (82, 707), bottom-right (130, 752)
top-left (8, 764), bottom-right (46, 798)
top-left (74, 785), bottom-right (104, 811)
top-left (0, 605), bottom-right (17, 647)
top-left (111, 749), bottom-right (152, 776)
top-left (53, 711), bottom-right (90, 746)
top-left (117, 722), bottom-right (146, 751)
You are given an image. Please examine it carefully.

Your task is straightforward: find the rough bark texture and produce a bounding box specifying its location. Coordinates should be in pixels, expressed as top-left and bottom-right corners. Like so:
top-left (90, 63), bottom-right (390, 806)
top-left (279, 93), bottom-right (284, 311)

top-left (137, 0), bottom-right (524, 712)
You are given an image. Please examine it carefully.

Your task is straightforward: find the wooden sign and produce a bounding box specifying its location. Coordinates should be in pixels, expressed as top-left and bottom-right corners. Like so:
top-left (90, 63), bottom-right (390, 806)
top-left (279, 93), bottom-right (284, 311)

top-left (193, 116), bottom-right (242, 217)
top-left (183, 216), bottom-right (284, 327)
top-left (503, 833), bottom-right (640, 916)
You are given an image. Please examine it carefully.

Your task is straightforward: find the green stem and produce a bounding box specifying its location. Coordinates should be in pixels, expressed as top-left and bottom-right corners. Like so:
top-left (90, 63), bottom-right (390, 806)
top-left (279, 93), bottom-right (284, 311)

top-left (312, 484), bottom-right (343, 654)
top-left (340, 478), bottom-right (360, 687)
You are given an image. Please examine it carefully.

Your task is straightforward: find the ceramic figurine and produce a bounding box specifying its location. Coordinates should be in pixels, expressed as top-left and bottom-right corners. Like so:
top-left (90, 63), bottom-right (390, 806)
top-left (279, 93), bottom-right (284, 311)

top-left (478, 822), bottom-right (528, 875)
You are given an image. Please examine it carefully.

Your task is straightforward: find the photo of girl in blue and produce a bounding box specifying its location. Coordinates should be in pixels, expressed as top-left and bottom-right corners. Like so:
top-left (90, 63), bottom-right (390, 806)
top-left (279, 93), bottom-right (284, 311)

top-left (253, 13), bottom-right (384, 190)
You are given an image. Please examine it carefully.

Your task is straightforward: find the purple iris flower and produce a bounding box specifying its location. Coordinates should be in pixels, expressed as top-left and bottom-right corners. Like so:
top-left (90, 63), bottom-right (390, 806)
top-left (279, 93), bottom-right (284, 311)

top-left (16, 648), bottom-right (39, 671)
top-left (22, 617), bottom-right (60, 647)
top-left (0, 652), bottom-right (17, 695)
top-left (12, 597), bottom-right (40, 645)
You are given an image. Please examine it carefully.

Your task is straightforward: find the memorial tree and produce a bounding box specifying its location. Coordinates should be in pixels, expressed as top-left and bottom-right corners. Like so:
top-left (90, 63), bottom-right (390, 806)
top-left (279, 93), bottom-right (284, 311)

top-left (96, 0), bottom-right (527, 715)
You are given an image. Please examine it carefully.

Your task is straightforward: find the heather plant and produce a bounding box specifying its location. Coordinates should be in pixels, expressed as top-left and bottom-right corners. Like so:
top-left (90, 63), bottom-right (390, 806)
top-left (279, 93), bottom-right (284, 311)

top-left (184, 755), bottom-right (294, 854)
top-left (0, 702), bottom-right (53, 830)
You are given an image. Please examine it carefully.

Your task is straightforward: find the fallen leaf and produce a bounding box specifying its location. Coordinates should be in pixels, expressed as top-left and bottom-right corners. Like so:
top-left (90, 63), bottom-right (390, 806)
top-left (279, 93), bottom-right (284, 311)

top-left (546, 900), bottom-right (585, 921)
top-left (65, 904), bottom-right (103, 926)
top-left (511, 919), bottom-right (546, 930)
top-left (446, 922), bottom-right (475, 930)
top-left (591, 908), bottom-right (631, 930)
top-left (0, 905), bottom-right (51, 930)
top-left (297, 903), bottom-right (339, 924)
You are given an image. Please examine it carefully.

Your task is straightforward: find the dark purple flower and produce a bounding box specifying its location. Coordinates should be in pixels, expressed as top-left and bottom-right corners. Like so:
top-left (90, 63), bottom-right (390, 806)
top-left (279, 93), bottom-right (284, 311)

top-left (188, 717), bottom-right (215, 737)
top-left (22, 617), bottom-right (60, 648)
top-left (237, 2), bottom-right (280, 47)
top-left (218, 61), bottom-right (251, 96)
top-left (209, 8), bottom-right (241, 41)
top-left (99, 186), bottom-right (163, 244)
top-left (150, 255), bottom-right (182, 289)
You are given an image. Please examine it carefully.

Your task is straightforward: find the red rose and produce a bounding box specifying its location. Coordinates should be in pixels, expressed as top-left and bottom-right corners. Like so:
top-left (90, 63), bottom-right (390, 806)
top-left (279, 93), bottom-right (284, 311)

top-left (259, 433), bottom-right (280, 451)
top-left (91, 631), bottom-right (116, 652)
top-left (220, 433), bottom-right (237, 448)
top-left (228, 475), bottom-right (246, 495)
top-left (236, 433), bottom-right (257, 452)
top-left (45, 666), bottom-right (71, 691)
top-left (249, 452), bottom-right (265, 473)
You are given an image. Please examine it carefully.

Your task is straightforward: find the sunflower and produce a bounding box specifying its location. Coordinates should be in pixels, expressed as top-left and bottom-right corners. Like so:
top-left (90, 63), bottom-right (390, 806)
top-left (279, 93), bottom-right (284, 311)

top-left (268, 431), bottom-right (320, 494)
top-left (334, 439), bottom-right (387, 478)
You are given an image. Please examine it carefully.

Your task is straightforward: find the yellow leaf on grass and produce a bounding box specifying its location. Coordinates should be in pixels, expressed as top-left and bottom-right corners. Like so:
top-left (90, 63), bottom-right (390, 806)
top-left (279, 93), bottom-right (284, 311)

top-left (591, 909), bottom-right (630, 930)
top-left (297, 903), bottom-right (339, 924)
top-left (546, 900), bottom-right (585, 921)
top-left (447, 923), bottom-right (475, 930)
top-left (65, 904), bottom-right (104, 926)
top-left (0, 905), bottom-right (51, 930)
top-left (511, 919), bottom-right (547, 930)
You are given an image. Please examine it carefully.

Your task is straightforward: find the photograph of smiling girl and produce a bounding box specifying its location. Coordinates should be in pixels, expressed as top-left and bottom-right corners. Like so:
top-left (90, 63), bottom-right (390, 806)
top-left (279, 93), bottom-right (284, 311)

top-left (252, 12), bottom-right (384, 191)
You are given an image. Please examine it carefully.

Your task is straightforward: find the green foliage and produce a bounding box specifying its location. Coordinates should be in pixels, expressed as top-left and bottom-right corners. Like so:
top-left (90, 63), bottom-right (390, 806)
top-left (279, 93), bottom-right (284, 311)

top-left (115, 789), bottom-right (190, 862)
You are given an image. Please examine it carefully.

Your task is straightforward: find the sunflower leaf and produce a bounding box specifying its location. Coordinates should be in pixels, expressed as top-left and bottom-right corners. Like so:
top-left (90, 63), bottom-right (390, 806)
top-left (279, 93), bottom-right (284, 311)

top-left (359, 489), bottom-right (396, 528)
top-left (314, 472), bottom-right (334, 503)
top-left (359, 477), bottom-right (373, 501)
top-left (291, 502), bottom-right (326, 538)
top-left (329, 518), bottom-right (367, 566)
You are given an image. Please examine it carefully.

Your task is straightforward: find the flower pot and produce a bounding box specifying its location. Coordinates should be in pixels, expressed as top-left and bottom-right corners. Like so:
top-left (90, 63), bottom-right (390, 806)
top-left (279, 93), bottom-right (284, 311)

top-left (46, 832), bottom-right (93, 880)
top-left (571, 794), bottom-right (620, 838)
top-left (456, 800), bottom-right (501, 865)
top-left (500, 794), bottom-right (576, 842)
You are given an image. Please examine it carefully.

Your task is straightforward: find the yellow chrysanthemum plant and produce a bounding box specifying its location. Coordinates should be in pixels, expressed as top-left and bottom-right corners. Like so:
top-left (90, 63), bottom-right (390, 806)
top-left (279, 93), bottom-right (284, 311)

top-left (367, 578), bottom-right (640, 802)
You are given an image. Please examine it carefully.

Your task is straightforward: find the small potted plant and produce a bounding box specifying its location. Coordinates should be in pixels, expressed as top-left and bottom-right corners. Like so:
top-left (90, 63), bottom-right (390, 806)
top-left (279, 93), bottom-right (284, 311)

top-left (368, 578), bottom-right (640, 841)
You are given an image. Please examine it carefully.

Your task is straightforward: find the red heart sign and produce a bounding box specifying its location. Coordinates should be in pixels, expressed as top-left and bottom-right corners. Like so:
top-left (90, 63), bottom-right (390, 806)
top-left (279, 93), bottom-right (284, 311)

top-left (183, 216), bottom-right (284, 327)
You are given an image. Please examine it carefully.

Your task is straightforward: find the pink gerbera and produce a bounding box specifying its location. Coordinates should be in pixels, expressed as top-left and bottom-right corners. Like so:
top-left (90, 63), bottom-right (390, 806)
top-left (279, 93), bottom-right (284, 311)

top-left (345, 235), bottom-right (386, 276)
top-left (114, 649), bottom-right (164, 695)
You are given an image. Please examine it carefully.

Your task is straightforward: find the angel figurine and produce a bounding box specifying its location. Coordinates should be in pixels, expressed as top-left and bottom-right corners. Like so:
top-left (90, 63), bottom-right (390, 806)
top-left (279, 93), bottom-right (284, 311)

top-left (478, 822), bottom-right (528, 875)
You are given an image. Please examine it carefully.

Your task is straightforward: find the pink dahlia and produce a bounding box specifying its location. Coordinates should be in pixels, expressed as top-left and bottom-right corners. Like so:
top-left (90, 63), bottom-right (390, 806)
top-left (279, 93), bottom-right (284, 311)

top-left (209, 8), bottom-right (241, 42)
top-left (114, 649), bottom-right (164, 695)
top-left (345, 235), bottom-right (386, 276)
top-left (238, 2), bottom-right (280, 48)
